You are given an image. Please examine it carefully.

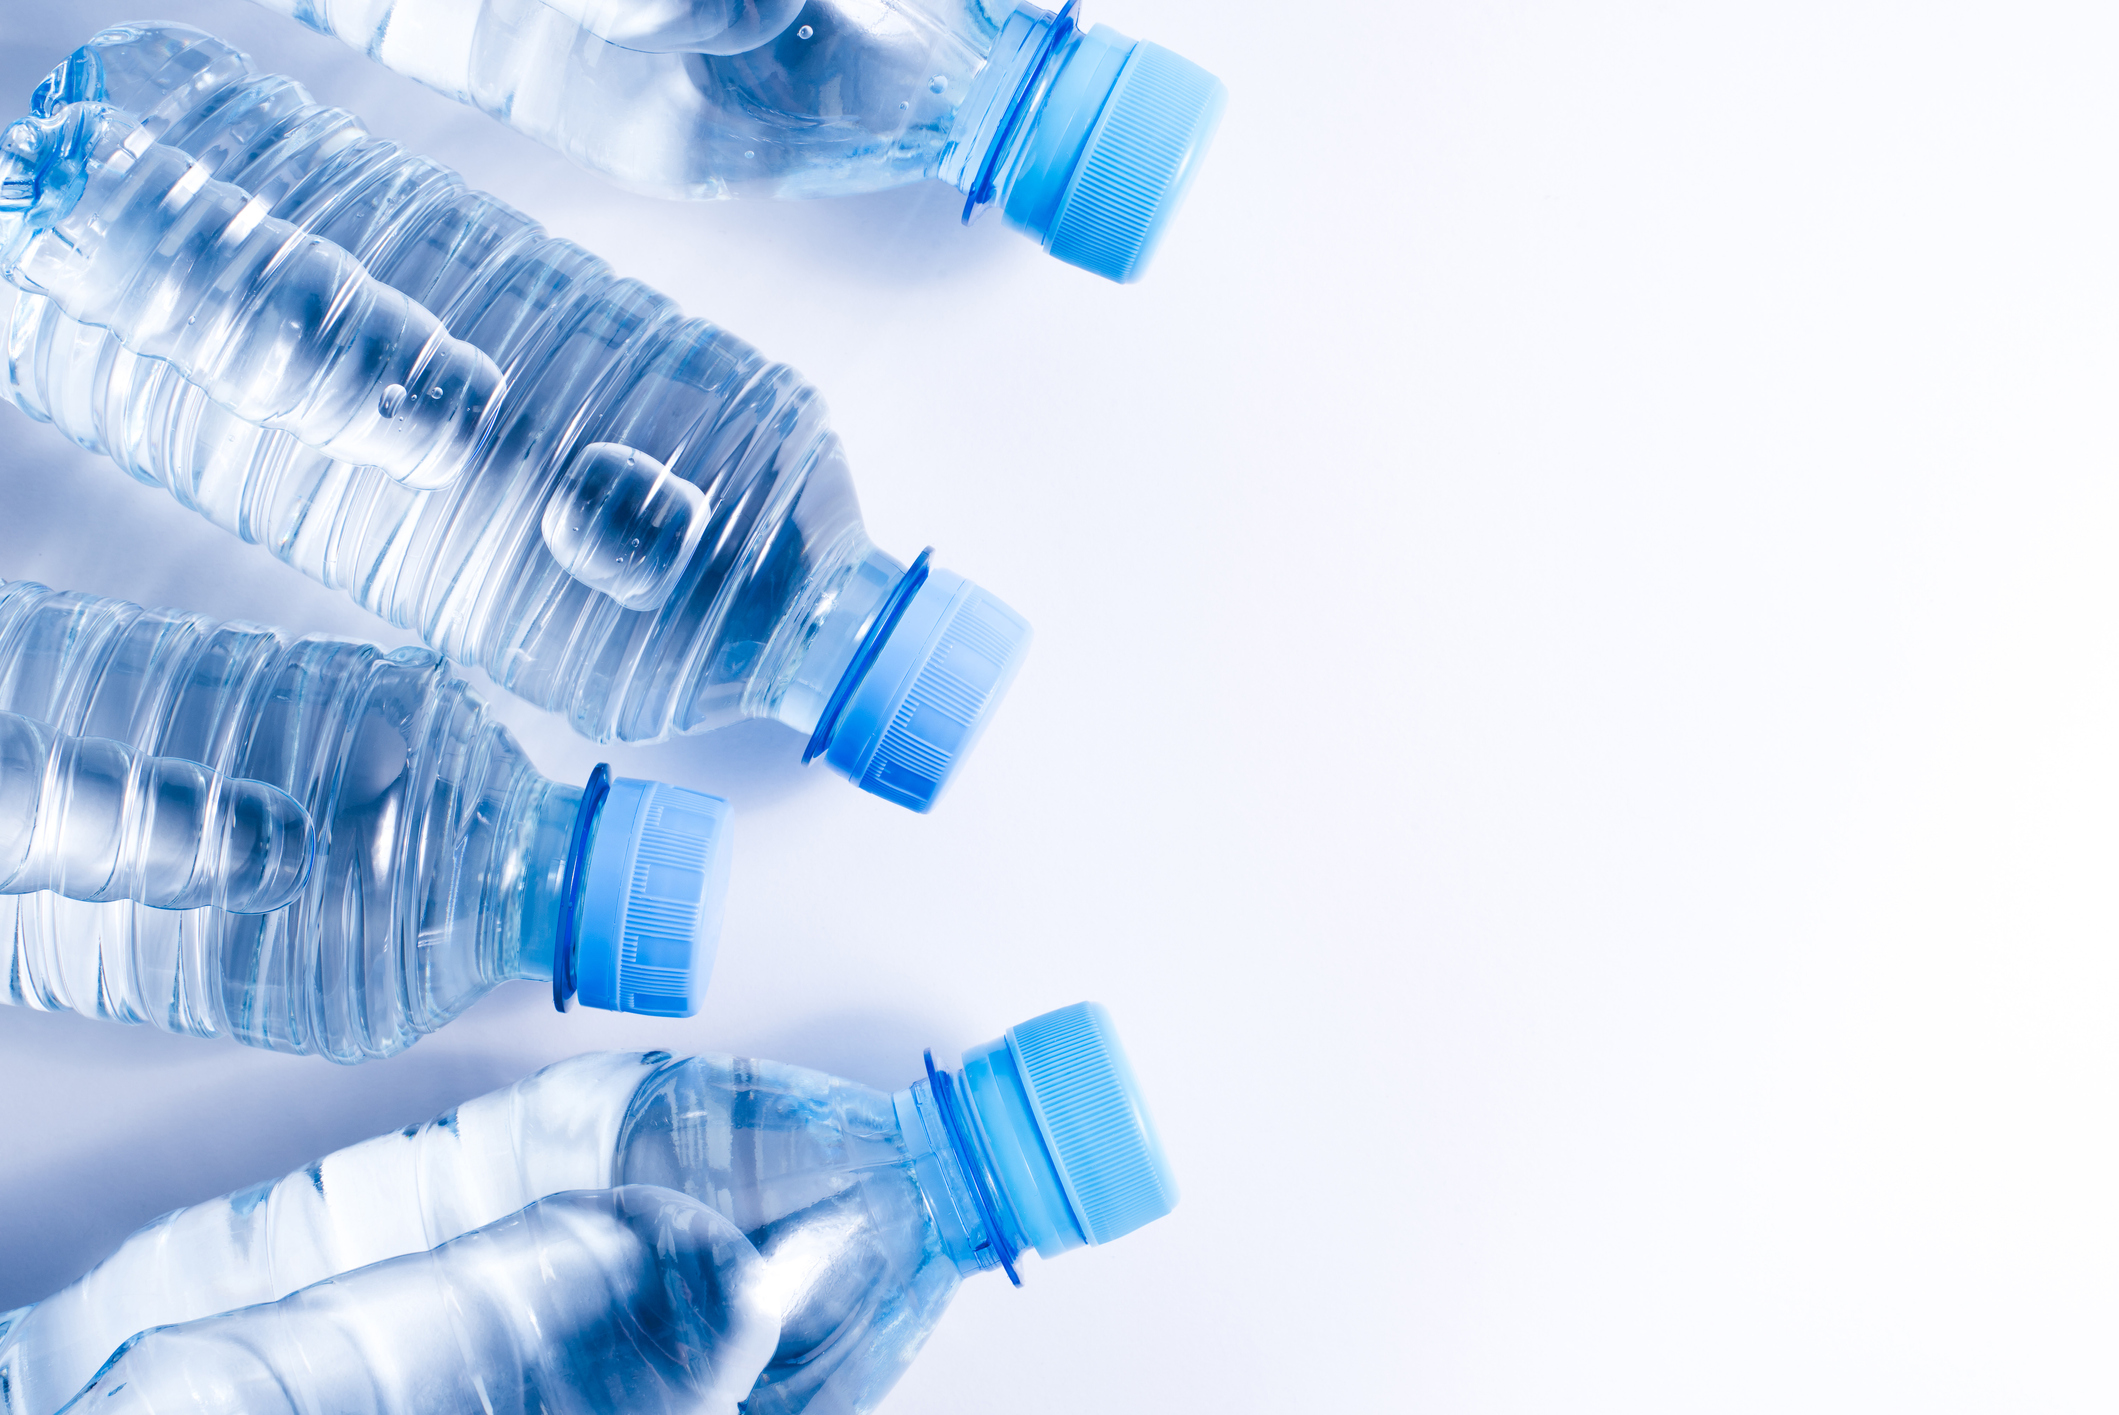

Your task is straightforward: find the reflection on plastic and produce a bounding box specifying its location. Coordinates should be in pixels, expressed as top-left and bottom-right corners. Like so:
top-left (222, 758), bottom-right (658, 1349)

top-left (235, 0), bottom-right (1227, 282)
top-left (542, 0), bottom-right (808, 54)
top-left (0, 580), bottom-right (728, 1061)
top-left (0, 1005), bottom-right (1177, 1415)
top-left (0, 709), bottom-right (311, 914)
top-left (50, 1188), bottom-right (780, 1415)
top-left (0, 102), bottom-right (502, 489)
top-left (6, 25), bottom-right (1032, 810)
top-left (542, 442), bottom-right (708, 612)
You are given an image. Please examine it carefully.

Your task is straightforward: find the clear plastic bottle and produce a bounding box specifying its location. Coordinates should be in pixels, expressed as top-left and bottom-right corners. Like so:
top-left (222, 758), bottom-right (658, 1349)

top-left (7, 24), bottom-right (1032, 813)
top-left (49, 1187), bottom-right (781, 1415)
top-left (0, 578), bottom-right (732, 1062)
top-left (240, 0), bottom-right (1228, 284)
top-left (0, 1002), bottom-right (1178, 1415)
top-left (0, 101), bottom-right (505, 491)
top-left (0, 707), bottom-right (312, 913)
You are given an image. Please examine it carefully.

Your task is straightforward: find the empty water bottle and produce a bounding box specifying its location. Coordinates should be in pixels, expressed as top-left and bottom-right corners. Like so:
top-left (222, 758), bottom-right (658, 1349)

top-left (51, 1188), bottom-right (781, 1415)
top-left (239, 0), bottom-right (1227, 283)
top-left (0, 579), bottom-right (732, 1061)
top-left (8, 24), bottom-right (1032, 812)
top-left (0, 1002), bottom-right (1177, 1415)
top-left (0, 708), bottom-right (312, 913)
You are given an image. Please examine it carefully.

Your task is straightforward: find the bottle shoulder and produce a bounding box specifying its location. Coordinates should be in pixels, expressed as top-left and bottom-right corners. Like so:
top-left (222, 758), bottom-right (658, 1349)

top-left (454, 0), bottom-right (1001, 198)
top-left (613, 1051), bottom-right (966, 1415)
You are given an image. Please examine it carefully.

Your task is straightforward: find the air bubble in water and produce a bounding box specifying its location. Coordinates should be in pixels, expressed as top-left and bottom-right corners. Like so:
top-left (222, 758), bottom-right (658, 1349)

top-left (929, 75), bottom-right (948, 93)
top-left (378, 383), bottom-right (406, 419)
top-left (797, 24), bottom-right (814, 40)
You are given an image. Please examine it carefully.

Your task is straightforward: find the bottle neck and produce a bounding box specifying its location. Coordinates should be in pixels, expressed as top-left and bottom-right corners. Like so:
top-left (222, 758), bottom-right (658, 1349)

top-left (497, 770), bottom-right (594, 992)
top-left (894, 1058), bottom-right (1026, 1284)
top-left (941, 2), bottom-right (1079, 216)
top-left (747, 534), bottom-right (907, 740)
top-left (892, 1046), bottom-right (1092, 1282)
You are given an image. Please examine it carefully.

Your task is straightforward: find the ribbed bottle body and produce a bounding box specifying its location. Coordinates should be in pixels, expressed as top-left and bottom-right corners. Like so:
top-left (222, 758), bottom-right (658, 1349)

top-left (7, 25), bottom-right (883, 746)
top-left (0, 580), bottom-right (570, 1061)
top-left (0, 1051), bottom-right (969, 1415)
top-left (0, 100), bottom-right (506, 490)
top-left (0, 1054), bottom-right (657, 1415)
top-left (242, 0), bottom-right (1004, 200)
top-left (0, 707), bottom-right (312, 913)
top-left (52, 1187), bottom-right (780, 1415)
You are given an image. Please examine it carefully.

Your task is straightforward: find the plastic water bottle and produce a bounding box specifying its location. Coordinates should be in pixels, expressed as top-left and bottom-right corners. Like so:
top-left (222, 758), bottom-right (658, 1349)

top-left (0, 102), bottom-right (504, 490)
top-left (0, 1002), bottom-right (1178, 1415)
top-left (8, 24), bottom-right (1033, 813)
top-left (0, 578), bottom-right (732, 1061)
top-left (0, 708), bottom-right (312, 913)
top-left (51, 1187), bottom-right (781, 1415)
top-left (240, 0), bottom-right (1228, 284)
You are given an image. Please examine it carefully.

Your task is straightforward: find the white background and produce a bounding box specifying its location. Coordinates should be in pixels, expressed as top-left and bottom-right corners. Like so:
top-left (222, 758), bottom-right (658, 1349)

top-left (3, 1), bottom-right (2118, 1410)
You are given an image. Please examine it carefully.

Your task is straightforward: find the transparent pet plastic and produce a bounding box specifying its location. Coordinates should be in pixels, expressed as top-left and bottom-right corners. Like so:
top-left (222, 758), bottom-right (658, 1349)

top-left (7, 27), bottom-right (1023, 810)
top-left (0, 707), bottom-right (311, 913)
top-left (0, 578), bottom-right (611, 1061)
top-left (0, 102), bottom-right (502, 489)
top-left (0, 1021), bottom-right (1152, 1415)
top-left (234, 0), bottom-right (1224, 287)
top-left (46, 1188), bottom-right (780, 1415)
top-left (246, 0), bottom-right (1009, 201)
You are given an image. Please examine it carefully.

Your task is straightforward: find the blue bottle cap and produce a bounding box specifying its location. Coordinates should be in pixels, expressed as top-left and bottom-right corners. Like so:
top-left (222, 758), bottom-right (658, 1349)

top-left (962, 1002), bottom-right (1179, 1255)
top-left (820, 566), bottom-right (1030, 813)
top-left (1003, 24), bottom-right (1228, 283)
top-left (574, 778), bottom-right (731, 1017)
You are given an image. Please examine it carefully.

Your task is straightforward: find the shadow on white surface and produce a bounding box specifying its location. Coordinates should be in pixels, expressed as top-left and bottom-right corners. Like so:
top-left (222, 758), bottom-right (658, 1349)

top-left (732, 1005), bottom-right (966, 1095)
top-left (626, 717), bottom-right (824, 815)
